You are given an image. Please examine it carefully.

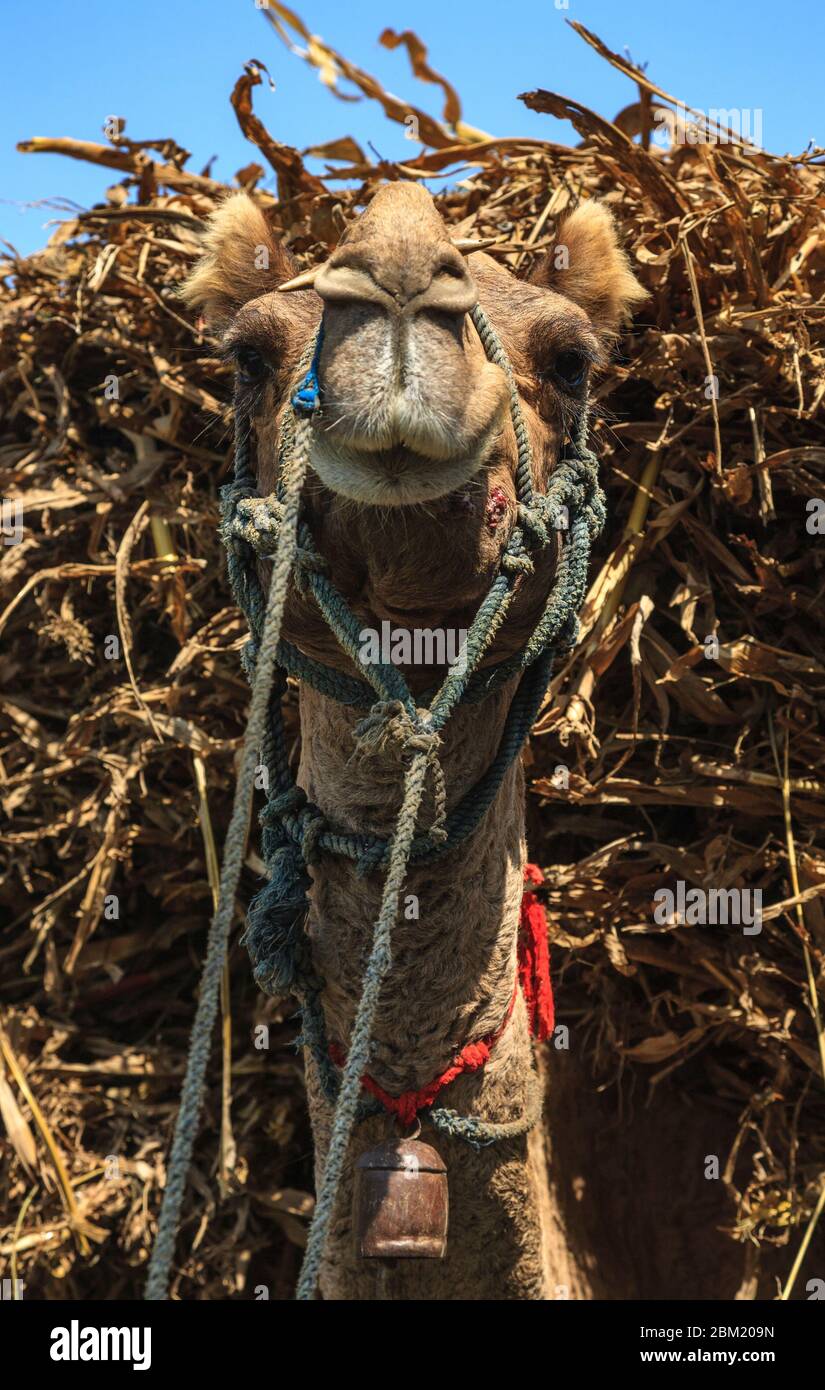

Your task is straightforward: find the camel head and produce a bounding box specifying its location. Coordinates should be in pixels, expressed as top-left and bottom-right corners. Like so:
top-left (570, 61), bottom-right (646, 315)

top-left (183, 184), bottom-right (643, 658)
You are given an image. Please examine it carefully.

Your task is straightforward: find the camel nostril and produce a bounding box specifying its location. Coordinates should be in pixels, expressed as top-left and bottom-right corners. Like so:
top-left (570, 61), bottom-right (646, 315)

top-left (434, 263), bottom-right (466, 282)
top-left (412, 258), bottom-right (476, 316)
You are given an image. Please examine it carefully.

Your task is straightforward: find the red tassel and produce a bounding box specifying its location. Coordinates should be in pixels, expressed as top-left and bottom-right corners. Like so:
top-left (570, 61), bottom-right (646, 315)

top-left (518, 863), bottom-right (555, 1041)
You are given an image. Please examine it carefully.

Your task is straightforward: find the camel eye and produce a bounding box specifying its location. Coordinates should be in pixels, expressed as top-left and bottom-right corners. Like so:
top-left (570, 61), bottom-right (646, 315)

top-left (553, 350), bottom-right (589, 389)
top-left (235, 346), bottom-right (268, 383)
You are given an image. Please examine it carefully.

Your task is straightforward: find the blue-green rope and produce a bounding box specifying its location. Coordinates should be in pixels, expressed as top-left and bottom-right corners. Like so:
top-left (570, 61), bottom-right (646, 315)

top-left (294, 747), bottom-right (432, 1299)
top-left (144, 394), bottom-right (314, 1302)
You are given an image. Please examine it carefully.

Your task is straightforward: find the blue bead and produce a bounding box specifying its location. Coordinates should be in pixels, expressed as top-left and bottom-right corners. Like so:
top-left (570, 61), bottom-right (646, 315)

top-left (292, 369), bottom-right (321, 416)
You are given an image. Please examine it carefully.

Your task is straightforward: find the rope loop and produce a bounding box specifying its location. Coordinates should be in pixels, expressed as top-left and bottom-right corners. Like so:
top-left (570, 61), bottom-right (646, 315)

top-left (259, 785), bottom-right (307, 825)
top-left (500, 546), bottom-right (535, 576)
top-left (300, 808), bottom-right (328, 866)
top-left (352, 699), bottom-right (437, 760)
top-left (470, 303), bottom-right (534, 508)
top-left (145, 390), bottom-right (315, 1302)
top-left (516, 502), bottom-right (551, 550)
top-left (352, 700), bottom-right (447, 844)
top-left (429, 1071), bottom-right (543, 1150)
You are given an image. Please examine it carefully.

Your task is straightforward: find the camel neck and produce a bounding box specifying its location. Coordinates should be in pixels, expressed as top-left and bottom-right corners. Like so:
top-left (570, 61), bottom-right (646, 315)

top-left (297, 680), bottom-right (526, 1093)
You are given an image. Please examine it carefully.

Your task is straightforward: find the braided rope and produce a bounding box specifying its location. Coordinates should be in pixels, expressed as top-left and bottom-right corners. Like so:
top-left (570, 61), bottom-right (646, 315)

top-left (295, 749), bottom-right (431, 1299)
top-left (144, 407), bottom-right (312, 1301)
top-left (429, 1070), bottom-right (544, 1148)
top-left (470, 303), bottom-right (535, 507)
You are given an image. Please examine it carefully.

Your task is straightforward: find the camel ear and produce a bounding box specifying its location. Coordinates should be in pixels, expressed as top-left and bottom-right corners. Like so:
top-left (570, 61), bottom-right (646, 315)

top-left (531, 201), bottom-right (646, 341)
top-left (181, 192), bottom-right (293, 329)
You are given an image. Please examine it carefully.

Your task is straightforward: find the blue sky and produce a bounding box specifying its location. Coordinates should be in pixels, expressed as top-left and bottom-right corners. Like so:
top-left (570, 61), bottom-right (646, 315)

top-left (1, 0), bottom-right (822, 256)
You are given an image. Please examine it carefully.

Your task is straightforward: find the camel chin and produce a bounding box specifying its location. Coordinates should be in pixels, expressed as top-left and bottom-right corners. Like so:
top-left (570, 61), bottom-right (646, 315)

top-left (308, 435), bottom-right (490, 506)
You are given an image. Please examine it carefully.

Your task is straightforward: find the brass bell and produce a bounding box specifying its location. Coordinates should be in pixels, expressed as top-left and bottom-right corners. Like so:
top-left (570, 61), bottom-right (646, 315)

top-left (353, 1138), bottom-right (448, 1260)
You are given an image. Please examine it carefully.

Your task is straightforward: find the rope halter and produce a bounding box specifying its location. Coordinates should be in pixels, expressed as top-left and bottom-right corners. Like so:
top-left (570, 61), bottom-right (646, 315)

top-left (145, 293), bottom-right (606, 1305)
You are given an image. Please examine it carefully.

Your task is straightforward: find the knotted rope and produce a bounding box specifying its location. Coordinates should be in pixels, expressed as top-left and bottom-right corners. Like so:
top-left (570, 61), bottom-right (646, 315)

top-left (351, 700), bottom-right (448, 843)
top-left (145, 301), bottom-right (605, 1302)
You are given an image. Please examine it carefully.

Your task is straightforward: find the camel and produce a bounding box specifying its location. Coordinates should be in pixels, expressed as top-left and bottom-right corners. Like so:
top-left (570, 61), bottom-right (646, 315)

top-left (181, 182), bottom-right (648, 1300)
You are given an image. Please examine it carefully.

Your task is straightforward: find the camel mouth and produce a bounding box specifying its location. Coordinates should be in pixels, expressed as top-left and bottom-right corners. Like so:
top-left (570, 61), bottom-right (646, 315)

top-left (306, 430), bottom-right (494, 508)
top-left (308, 421), bottom-right (501, 507)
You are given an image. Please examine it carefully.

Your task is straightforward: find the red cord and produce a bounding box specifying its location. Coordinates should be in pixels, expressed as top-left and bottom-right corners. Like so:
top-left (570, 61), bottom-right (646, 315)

top-left (328, 864), bottom-right (554, 1124)
top-left (518, 863), bottom-right (555, 1042)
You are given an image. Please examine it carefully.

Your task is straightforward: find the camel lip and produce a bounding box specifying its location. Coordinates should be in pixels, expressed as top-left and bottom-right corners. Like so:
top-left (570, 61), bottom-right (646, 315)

top-left (368, 443), bottom-right (432, 473)
top-left (308, 418), bottom-right (501, 507)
